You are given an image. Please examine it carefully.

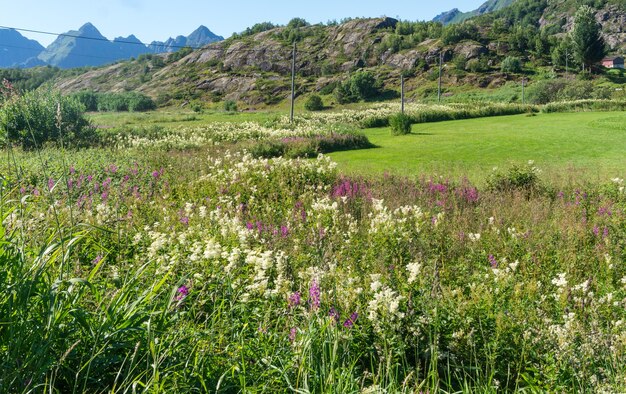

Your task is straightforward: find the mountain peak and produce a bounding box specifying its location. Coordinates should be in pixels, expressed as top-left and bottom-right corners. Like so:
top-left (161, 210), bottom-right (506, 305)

top-left (78, 22), bottom-right (102, 36)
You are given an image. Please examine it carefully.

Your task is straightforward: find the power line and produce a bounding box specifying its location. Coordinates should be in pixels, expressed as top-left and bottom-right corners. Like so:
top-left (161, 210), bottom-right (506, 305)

top-left (0, 25), bottom-right (320, 55)
top-left (0, 25), bottom-right (207, 51)
top-left (0, 42), bottom-right (140, 63)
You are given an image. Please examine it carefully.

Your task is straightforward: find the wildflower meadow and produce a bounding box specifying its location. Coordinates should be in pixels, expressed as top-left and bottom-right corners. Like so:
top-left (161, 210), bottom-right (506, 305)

top-left (2, 96), bottom-right (626, 392)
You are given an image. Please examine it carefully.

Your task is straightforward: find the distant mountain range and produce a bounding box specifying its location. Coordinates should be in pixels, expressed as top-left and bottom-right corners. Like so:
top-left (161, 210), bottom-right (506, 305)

top-left (433, 0), bottom-right (516, 25)
top-left (0, 23), bottom-right (224, 69)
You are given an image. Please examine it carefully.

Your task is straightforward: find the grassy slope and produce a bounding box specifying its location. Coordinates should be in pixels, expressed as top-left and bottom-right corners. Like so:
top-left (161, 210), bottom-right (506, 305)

top-left (328, 111), bottom-right (626, 183)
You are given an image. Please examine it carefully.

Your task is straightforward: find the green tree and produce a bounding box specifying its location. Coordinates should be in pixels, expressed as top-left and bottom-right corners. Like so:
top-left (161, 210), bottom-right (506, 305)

top-left (501, 56), bottom-right (523, 73)
top-left (571, 5), bottom-right (606, 72)
top-left (304, 95), bottom-right (324, 111)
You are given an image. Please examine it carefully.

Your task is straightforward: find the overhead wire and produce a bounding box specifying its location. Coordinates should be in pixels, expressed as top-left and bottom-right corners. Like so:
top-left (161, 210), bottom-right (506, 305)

top-left (0, 24), bottom-right (321, 55)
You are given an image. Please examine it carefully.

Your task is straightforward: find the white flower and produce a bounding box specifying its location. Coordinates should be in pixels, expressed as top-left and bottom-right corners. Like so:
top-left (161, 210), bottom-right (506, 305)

top-left (551, 273), bottom-right (568, 288)
top-left (468, 233), bottom-right (481, 242)
top-left (406, 262), bottom-right (422, 284)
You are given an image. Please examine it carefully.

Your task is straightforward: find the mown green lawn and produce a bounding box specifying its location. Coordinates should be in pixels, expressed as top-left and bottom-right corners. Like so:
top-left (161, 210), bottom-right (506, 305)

top-left (329, 111), bottom-right (626, 184)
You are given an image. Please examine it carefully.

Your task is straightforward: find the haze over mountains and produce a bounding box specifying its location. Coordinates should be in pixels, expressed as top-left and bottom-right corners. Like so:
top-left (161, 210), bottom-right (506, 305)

top-left (0, 23), bottom-right (224, 69)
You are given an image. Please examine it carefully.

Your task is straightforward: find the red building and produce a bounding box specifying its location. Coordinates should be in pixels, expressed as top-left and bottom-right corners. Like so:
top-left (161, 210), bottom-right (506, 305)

top-left (602, 56), bottom-right (625, 69)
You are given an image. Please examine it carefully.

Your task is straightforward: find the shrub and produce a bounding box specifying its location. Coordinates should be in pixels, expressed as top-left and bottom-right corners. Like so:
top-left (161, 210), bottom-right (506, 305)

top-left (71, 90), bottom-right (98, 111)
top-left (224, 100), bottom-right (238, 112)
top-left (0, 90), bottom-right (96, 149)
top-left (389, 113), bottom-right (412, 135)
top-left (95, 92), bottom-right (156, 112)
top-left (501, 56), bottom-right (523, 73)
top-left (304, 95), bottom-right (324, 111)
top-left (486, 161), bottom-right (542, 193)
top-left (335, 71), bottom-right (382, 104)
top-left (126, 93), bottom-right (157, 112)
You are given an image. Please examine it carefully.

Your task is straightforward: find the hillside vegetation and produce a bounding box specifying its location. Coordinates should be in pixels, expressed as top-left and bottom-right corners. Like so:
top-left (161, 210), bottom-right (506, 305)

top-left (2, 0), bottom-right (624, 108)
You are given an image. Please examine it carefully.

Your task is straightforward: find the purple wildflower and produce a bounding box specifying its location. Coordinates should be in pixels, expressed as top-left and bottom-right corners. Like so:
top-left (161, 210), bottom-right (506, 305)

top-left (289, 327), bottom-right (297, 342)
top-left (281, 225), bottom-right (289, 238)
top-left (47, 178), bottom-right (55, 191)
top-left (343, 312), bottom-right (358, 328)
top-left (593, 226), bottom-right (600, 237)
top-left (92, 255), bottom-right (103, 265)
top-left (329, 307), bottom-right (340, 323)
top-left (176, 285), bottom-right (189, 301)
top-left (180, 216), bottom-right (189, 226)
top-left (489, 254), bottom-right (498, 268)
top-left (288, 291), bottom-right (301, 309)
top-left (309, 280), bottom-right (321, 310)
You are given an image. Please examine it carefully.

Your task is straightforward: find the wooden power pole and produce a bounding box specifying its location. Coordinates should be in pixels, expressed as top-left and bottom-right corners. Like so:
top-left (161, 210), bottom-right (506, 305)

top-left (438, 52), bottom-right (443, 103)
top-left (401, 74), bottom-right (405, 114)
top-left (290, 41), bottom-right (296, 123)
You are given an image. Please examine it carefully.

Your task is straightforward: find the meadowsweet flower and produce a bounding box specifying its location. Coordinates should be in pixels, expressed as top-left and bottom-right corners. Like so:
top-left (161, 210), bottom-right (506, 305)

top-left (468, 233), bottom-right (481, 242)
top-left (406, 262), bottom-right (422, 284)
top-left (552, 273), bottom-right (568, 288)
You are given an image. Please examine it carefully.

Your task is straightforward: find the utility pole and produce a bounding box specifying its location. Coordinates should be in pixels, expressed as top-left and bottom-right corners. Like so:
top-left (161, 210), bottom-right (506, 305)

top-left (400, 74), bottom-right (405, 114)
top-left (290, 41), bottom-right (296, 123)
top-left (438, 52), bottom-right (443, 103)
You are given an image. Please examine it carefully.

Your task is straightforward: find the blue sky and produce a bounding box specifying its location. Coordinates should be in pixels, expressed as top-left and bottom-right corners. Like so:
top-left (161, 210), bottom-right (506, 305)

top-left (1, 0), bottom-right (486, 47)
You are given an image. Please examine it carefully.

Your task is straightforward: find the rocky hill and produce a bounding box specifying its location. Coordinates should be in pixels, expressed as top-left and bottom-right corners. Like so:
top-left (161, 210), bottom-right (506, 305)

top-left (49, 1), bottom-right (625, 106)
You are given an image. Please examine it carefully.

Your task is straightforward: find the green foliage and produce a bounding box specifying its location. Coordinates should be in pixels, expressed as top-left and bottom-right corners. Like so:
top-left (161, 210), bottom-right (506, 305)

top-left (279, 18), bottom-right (312, 43)
top-left (167, 47), bottom-right (194, 63)
top-left (0, 90), bottom-right (95, 149)
top-left (501, 56), bottom-right (523, 73)
top-left (233, 22), bottom-right (278, 39)
top-left (0, 66), bottom-right (63, 92)
top-left (96, 92), bottom-right (156, 112)
top-left (250, 131), bottom-right (373, 159)
top-left (441, 22), bottom-right (480, 45)
top-left (551, 38), bottom-right (578, 70)
top-left (224, 100), bottom-right (238, 112)
top-left (335, 71), bottom-right (382, 104)
top-left (526, 78), bottom-right (609, 104)
top-left (389, 113), bottom-right (412, 135)
top-left (287, 18), bottom-right (309, 29)
top-left (304, 94), bottom-right (324, 111)
top-left (70, 90), bottom-right (98, 111)
top-left (486, 161), bottom-right (542, 193)
top-left (572, 5), bottom-right (607, 71)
